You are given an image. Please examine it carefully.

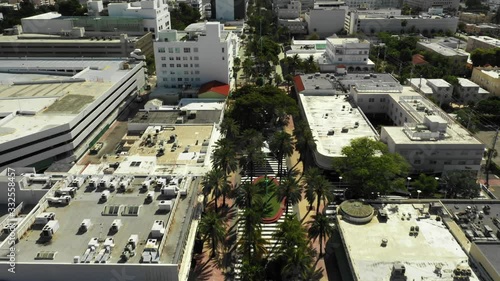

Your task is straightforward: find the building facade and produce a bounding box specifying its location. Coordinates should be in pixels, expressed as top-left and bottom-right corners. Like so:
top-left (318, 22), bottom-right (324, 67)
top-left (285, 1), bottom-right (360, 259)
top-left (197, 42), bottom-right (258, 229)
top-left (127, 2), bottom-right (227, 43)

top-left (108, 0), bottom-right (171, 38)
top-left (471, 66), bottom-right (500, 95)
top-left (319, 37), bottom-right (375, 72)
top-left (304, 8), bottom-right (347, 38)
top-left (466, 36), bottom-right (500, 52)
top-left (346, 12), bottom-right (458, 34)
top-left (154, 22), bottom-right (238, 89)
top-left (455, 78), bottom-right (490, 103)
top-left (408, 78), bottom-right (453, 106)
top-left (0, 33), bottom-right (153, 57)
top-left (213, 0), bottom-right (247, 20)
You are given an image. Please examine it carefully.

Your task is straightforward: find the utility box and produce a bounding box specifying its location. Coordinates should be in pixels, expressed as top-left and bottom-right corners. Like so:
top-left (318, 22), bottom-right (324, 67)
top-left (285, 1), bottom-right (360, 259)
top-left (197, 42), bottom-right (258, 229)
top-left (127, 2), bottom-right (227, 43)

top-left (100, 190), bottom-right (110, 202)
top-left (150, 220), bottom-right (165, 238)
top-left (35, 212), bottom-right (56, 225)
top-left (41, 220), bottom-right (60, 239)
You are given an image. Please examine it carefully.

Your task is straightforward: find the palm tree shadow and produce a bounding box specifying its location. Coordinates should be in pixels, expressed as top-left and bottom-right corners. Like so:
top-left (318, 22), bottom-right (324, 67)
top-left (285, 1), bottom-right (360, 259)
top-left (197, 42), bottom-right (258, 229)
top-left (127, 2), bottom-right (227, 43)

top-left (191, 253), bottom-right (215, 281)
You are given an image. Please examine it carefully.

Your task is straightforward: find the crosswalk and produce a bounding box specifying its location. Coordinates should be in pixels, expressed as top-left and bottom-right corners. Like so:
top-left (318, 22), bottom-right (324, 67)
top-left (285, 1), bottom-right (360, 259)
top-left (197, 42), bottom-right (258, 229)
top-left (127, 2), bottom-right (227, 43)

top-left (233, 156), bottom-right (290, 280)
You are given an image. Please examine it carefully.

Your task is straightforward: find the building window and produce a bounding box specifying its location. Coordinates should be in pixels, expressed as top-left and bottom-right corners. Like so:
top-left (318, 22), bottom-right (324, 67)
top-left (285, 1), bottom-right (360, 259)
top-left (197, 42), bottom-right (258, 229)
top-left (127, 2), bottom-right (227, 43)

top-left (461, 151), bottom-right (468, 155)
top-left (171, 77), bottom-right (176, 81)
top-left (338, 58), bottom-right (342, 61)
top-left (195, 78), bottom-right (200, 81)
top-left (161, 64), bottom-right (167, 67)
top-left (194, 56), bottom-right (199, 60)
top-left (175, 48), bottom-right (180, 53)
top-left (144, 27), bottom-right (148, 32)
top-left (161, 56), bottom-right (166, 61)
top-left (222, 57), bottom-right (225, 60)
top-left (178, 78), bottom-right (183, 81)
top-left (177, 64), bottom-right (181, 67)
top-left (184, 64), bottom-right (188, 67)
top-left (176, 57), bottom-right (181, 60)
top-left (458, 161), bottom-right (466, 165)
top-left (168, 48), bottom-right (174, 53)
top-left (183, 56), bottom-right (188, 60)
top-left (170, 64), bottom-right (175, 67)
top-left (149, 28), bottom-right (155, 32)
top-left (184, 48), bottom-right (191, 53)
top-left (195, 70), bottom-right (200, 74)
top-left (368, 98), bottom-right (375, 102)
top-left (169, 57), bottom-right (174, 60)
top-left (158, 47), bottom-right (166, 53)
top-left (162, 78), bottom-right (168, 81)
top-left (184, 71), bottom-right (189, 74)
top-left (194, 47), bottom-right (199, 52)
top-left (222, 47), bottom-right (225, 53)
top-left (195, 64), bottom-right (199, 67)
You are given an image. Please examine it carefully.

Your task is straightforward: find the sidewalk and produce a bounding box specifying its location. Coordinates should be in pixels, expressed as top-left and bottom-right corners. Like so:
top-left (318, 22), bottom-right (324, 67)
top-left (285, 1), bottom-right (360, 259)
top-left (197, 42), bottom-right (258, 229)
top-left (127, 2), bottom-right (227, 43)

top-left (284, 116), bottom-right (331, 281)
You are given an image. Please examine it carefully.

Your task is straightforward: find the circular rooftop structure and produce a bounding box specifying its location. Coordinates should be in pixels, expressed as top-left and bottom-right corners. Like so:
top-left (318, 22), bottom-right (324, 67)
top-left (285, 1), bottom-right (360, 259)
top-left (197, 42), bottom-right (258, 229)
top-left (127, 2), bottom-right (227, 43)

top-left (339, 200), bottom-right (374, 224)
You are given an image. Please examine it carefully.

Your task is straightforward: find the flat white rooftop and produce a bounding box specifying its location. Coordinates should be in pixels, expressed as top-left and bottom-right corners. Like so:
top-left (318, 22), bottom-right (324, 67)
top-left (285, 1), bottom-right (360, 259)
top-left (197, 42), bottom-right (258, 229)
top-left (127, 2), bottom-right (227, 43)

top-left (299, 92), bottom-right (377, 157)
top-left (469, 36), bottom-right (500, 47)
top-left (481, 69), bottom-right (500, 79)
top-left (458, 78), bottom-right (480, 88)
top-left (0, 58), bottom-right (141, 144)
top-left (338, 204), bottom-right (481, 281)
top-left (418, 41), bottom-right (469, 57)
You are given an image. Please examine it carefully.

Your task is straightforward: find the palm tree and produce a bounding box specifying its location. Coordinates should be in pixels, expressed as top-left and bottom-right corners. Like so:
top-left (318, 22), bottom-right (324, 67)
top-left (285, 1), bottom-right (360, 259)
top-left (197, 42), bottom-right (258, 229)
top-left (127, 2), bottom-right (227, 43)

top-left (198, 210), bottom-right (225, 258)
top-left (201, 168), bottom-right (227, 213)
top-left (276, 175), bottom-right (303, 215)
top-left (303, 168), bottom-right (333, 213)
top-left (212, 139), bottom-right (238, 179)
top-left (307, 213), bottom-right (335, 257)
top-left (220, 117), bottom-right (240, 140)
top-left (269, 131), bottom-right (294, 180)
top-left (292, 120), bottom-right (317, 173)
top-left (239, 208), bottom-right (267, 266)
top-left (240, 145), bottom-right (265, 183)
top-left (234, 182), bottom-right (262, 209)
top-left (281, 245), bottom-right (316, 280)
top-left (233, 56), bottom-right (242, 89)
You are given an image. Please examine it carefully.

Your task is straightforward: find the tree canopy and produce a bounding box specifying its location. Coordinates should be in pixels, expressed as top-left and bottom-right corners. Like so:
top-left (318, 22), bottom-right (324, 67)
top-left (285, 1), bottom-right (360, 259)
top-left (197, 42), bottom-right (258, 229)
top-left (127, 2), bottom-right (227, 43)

top-left (470, 48), bottom-right (500, 67)
top-left (333, 137), bottom-right (410, 198)
top-left (441, 170), bottom-right (480, 199)
top-left (170, 3), bottom-right (201, 30)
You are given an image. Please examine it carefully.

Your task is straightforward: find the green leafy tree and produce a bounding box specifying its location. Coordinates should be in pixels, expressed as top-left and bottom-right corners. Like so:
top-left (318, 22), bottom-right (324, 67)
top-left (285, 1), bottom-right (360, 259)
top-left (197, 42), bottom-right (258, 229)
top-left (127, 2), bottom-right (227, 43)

top-left (239, 132), bottom-right (265, 182)
top-left (198, 210), bottom-right (225, 258)
top-left (333, 137), bottom-right (410, 198)
top-left (307, 32), bottom-right (320, 40)
top-left (441, 170), bottom-right (480, 198)
top-left (307, 213), bottom-right (335, 257)
top-left (57, 0), bottom-right (86, 16)
top-left (412, 174), bottom-right (438, 197)
top-left (170, 2), bottom-right (201, 30)
top-left (292, 120), bottom-right (317, 172)
top-left (220, 117), bottom-right (240, 140)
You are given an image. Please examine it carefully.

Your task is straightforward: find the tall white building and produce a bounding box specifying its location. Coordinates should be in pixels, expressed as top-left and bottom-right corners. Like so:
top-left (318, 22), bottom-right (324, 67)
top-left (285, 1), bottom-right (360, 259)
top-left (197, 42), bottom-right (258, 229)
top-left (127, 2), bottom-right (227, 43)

top-left (108, 0), bottom-right (171, 38)
top-left (154, 22), bottom-right (238, 89)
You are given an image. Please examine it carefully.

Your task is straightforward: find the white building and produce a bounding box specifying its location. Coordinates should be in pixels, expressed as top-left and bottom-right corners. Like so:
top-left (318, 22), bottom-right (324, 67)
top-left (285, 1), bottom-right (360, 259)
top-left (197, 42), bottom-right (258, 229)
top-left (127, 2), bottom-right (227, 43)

top-left (294, 73), bottom-right (485, 173)
top-left (213, 0), bottom-right (247, 20)
top-left (408, 78), bottom-right (453, 106)
top-left (86, 0), bottom-right (103, 16)
top-left (344, 0), bottom-right (400, 9)
top-left (466, 36), bottom-right (500, 52)
top-left (319, 37), bottom-right (375, 72)
top-left (346, 12), bottom-right (458, 34)
top-left (278, 18), bottom-right (308, 34)
top-left (108, 0), bottom-right (171, 38)
top-left (154, 22), bottom-right (238, 89)
top-left (404, 0), bottom-right (460, 11)
top-left (0, 58), bottom-right (146, 172)
top-left (456, 78), bottom-right (490, 104)
top-left (304, 7), bottom-right (347, 38)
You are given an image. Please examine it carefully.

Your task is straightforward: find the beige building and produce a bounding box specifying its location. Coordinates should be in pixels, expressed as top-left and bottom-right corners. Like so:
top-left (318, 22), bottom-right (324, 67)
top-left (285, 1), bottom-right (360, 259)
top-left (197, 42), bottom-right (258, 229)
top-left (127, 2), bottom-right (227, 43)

top-left (0, 33), bottom-right (153, 58)
top-left (466, 36), bottom-right (500, 52)
top-left (471, 66), bottom-right (500, 95)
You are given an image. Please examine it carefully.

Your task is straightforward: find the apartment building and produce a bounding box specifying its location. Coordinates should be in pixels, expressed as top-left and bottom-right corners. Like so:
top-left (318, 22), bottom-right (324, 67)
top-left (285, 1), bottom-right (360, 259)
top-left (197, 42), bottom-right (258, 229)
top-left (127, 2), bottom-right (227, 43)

top-left (456, 78), bottom-right (490, 103)
top-left (466, 36), bottom-right (500, 52)
top-left (346, 11), bottom-right (458, 34)
top-left (404, 0), bottom-right (460, 11)
top-left (471, 66), bottom-right (500, 95)
top-left (416, 39), bottom-right (469, 73)
top-left (319, 37), bottom-right (375, 72)
top-left (294, 73), bottom-right (485, 173)
top-left (154, 22), bottom-right (238, 89)
top-left (408, 78), bottom-right (453, 106)
top-left (0, 58), bottom-right (146, 172)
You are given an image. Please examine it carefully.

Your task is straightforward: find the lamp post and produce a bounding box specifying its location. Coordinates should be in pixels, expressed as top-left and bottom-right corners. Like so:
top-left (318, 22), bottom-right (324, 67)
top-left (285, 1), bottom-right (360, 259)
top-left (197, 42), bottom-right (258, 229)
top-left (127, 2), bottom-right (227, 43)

top-left (407, 177), bottom-right (412, 190)
top-left (417, 190), bottom-right (422, 200)
top-left (339, 176), bottom-right (343, 188)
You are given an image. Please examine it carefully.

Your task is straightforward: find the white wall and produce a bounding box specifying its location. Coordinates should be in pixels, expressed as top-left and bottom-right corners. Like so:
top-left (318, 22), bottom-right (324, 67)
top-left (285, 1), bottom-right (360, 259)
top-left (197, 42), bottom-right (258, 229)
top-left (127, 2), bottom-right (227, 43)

top-left (356, 16), bottom-right (458, 34)
top-left (305, 8), bottom-right (346, 38)
top-left (21, 17), bottom-right (73, 34)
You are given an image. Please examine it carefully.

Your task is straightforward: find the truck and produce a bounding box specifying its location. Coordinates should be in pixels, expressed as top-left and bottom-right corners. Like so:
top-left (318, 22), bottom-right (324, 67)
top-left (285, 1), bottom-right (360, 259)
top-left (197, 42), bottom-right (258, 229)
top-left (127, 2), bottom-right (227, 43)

top-left (40, 220), bottom-right (60, 239)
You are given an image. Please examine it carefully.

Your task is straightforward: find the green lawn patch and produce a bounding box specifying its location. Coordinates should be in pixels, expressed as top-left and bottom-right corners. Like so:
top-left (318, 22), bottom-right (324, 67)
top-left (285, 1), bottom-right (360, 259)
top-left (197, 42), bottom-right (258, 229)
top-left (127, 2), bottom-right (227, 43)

top-left (254, 177), bottom-right (282, 219)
